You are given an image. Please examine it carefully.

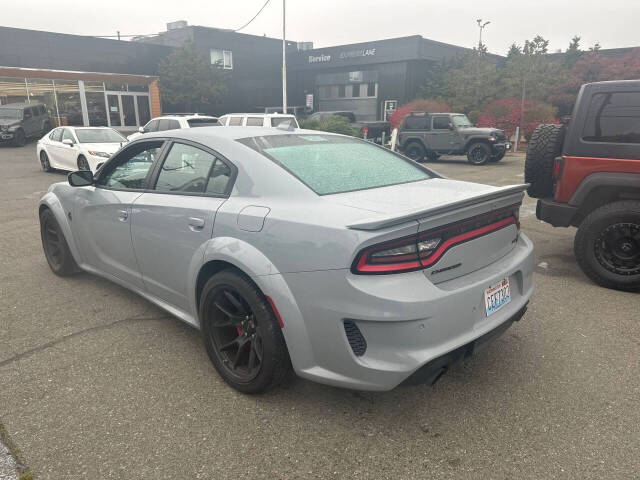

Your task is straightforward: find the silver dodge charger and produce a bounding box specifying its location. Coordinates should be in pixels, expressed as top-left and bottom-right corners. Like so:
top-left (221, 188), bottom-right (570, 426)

top-left (39, 127), bottom-right (535, 393)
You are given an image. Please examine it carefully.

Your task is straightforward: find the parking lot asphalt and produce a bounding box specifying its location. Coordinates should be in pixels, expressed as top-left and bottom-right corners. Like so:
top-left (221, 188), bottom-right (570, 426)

top-left (0, 144), bottom-right (638, 479)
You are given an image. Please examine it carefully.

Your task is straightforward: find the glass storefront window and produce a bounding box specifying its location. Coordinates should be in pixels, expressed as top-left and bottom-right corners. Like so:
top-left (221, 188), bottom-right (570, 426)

top-left (26, 78), bottom-right (56, 124)
top-left (105, 82), bottom-right (127, 91)
top-left (0, 77), bottom-right (28, 105)
top-left (54, 80), bottom-right (83, 126)
top-left (128, 84), bottom-right (149, 93)
top-left (136, 96), bottom-right (151, 125)
top-left (84, 81), bottom-right (107, 126)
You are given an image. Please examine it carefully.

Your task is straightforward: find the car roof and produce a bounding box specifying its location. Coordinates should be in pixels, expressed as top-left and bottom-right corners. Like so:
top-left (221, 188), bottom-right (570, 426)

top-left (0, 102), bottom-right (44, 109)
top-left (142, 126), bottom-right (329, 142)
top-left (155, 115), bottom-right (218, 120)
top-left (222, 113), bottom-right (296, 117)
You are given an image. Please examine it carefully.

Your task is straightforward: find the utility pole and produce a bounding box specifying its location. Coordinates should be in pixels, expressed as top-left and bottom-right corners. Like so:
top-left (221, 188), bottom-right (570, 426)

top-left (282, 0), bottom-right (287, 114)
top-left (476, 19), bottom-right (490, 49)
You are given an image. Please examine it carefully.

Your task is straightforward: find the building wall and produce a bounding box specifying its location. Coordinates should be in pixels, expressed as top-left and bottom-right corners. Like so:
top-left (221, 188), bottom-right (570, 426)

top-left (0, 27), bottom-right (172, 75)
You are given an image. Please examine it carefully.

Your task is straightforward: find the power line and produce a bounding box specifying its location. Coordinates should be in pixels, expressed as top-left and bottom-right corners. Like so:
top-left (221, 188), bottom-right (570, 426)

top-left (234, 0), bottom-right (272, 32)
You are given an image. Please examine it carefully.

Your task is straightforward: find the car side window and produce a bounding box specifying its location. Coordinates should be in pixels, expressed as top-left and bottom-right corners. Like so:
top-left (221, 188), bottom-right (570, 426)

top-left (39, 105), bottom-right (47, 115)
top-left (23, 109), bottom-right (31, 120)
top-left (154, 143), bottom-right (216, 194)
top-left (246, 117), bottom-right (264, 126)
top-left (229, 116), bottom-right (243, 126)
top-left (97, 141), bottom-right (163, 190)
top-left (49, 128), bottom-right (63, 142)
top-left (144, 119), bottom-right (159, 133)
top-left (403, 116), bottom-right (428, 130)
top-left (432, 116), bottom-right (450, 130)
top-left (582, 91), bottom-right (640, 143)
top-left (62, 128), bottom-right (75, 142)
top-left (205, 160), bottom-right (232, 195)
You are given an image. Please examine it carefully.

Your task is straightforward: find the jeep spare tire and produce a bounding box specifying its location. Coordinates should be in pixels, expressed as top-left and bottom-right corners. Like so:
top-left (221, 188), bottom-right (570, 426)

top-left (524, 124), bottom-right (566, 198)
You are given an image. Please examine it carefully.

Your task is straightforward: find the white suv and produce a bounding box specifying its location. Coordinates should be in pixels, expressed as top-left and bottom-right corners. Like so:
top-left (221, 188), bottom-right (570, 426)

top-left (218, 113), bottom-right (299, 128)
top-left (127, 114), bottom-right (219, 141)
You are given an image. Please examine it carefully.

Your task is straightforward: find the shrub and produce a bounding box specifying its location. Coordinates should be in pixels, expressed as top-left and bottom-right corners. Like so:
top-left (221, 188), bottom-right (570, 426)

top-left (388, 99), bottom-right (451, 130)
top-left (476, 98), bottom-right (557, 140)
top-left (299, 115), bottom-right (362, 137)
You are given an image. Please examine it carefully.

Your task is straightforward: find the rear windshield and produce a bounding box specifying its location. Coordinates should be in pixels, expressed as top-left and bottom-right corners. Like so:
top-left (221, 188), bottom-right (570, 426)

top-left (238, 134), bottom-right (430, 195)
top-left (187, 118), bottom-right (220, 127)
top-left (270, 116), bottom-right (299, 128)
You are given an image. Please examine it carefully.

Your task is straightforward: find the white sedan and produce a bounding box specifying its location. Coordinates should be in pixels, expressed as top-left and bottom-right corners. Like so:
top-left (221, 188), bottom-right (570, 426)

top-left (37, 127), bottom-right (127, 173)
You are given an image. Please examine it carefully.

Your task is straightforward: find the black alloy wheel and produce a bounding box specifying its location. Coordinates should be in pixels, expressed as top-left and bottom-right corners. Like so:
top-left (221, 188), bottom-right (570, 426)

top-left (40, 150), bottom-right (52, 172)
top-left (39, 209), bottom-right (78, 276)
top-left (594, 223), bottom-right (640, 277)
top-left (200, 270), bottom-right (291, 393)
top-left (77, 156), bottom-right (90, 171)
top-left (404, 142), bottom-right (426, 162)
top-left (466, 142), bottom-right (490, 165)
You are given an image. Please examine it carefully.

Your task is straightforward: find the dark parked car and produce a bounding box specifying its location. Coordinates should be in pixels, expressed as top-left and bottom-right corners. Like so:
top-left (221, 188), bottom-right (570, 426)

top-left (0, 102), bottom-right (51, 147)
top-left (307, 111), bottom-right (390, 143)
top-left (526, 80), bottom-right (640, 291)
top-left (397, 112), bottom-right (510, 165)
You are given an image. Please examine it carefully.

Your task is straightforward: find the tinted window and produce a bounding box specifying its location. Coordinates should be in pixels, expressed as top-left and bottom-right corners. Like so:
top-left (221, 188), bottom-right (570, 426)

top-left (432, 116), bottom-right (450, 130)
top-left (23, 109), bottom-right (32, 119)
top-left (98, 141), bottom-right (163, 190)
top-left (583, 92), bottom-right (640, 143)
top-left (187, 118), bottom-right (219, 127)
top-left (229, 116), bottom-right (243, 126)
top-left (62, 129), bottom-right (75, 142)
top-left (206, 160), bottom-right (232, 195)
top-left (49, 128), bottom-right (63, 142)
top-left (158, 119), bottom-right (181, 131)
top-left (271, 116), bottom-right (299, 127)
top-left (239, 134), bottom-right (430, 195)
top-left (246, 117), bottom-right (264, 126)
top-left (403, 116), bottom-right (428, 130)
top-left (38, 105), bottom-right (46, 115)
top-left (144, 119), bottom-right (159, 132)
top-left (352, 84), bottom-right (360, 98)
top-left (155, 143), bottom-right (216, 193)
top-left (338, 85), bottom-right (346, 98)
top-left (367, 83), bottom-right (376, 97)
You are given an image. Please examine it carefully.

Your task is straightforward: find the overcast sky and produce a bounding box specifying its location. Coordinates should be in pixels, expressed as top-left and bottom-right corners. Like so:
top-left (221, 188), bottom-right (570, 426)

top-left (3, 0), bottom-right (640, 55)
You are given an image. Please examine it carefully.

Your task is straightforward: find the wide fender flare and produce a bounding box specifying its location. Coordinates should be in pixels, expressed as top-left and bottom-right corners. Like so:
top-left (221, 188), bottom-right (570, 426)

top-left (192, 237), bottom-right (316, 372)
top-left (463, 136), bottom-right (491, 151)
top-left (39, 192), bottom-right (83, 266)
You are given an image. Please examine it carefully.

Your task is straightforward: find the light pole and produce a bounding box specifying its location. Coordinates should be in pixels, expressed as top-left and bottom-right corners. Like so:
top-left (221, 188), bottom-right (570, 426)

top-left (476, 19), bottom-right (490, 48)
top-left (282, 0), bottom-right (287, 114)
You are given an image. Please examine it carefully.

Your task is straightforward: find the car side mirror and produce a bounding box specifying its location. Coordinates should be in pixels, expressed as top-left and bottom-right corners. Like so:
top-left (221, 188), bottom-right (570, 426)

top-left (68, 170), bottom-right (93, 187)
top-left (62, 138), bottom-right (74, 146)
top-left (138, 127), bottom-right (145, 133)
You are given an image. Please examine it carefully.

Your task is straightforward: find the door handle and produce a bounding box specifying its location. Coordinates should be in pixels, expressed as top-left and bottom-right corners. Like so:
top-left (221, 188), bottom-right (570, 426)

top-left (188, 217), bottom-right (205, 231)
top-left (118, 209), bottom-right (128, 222)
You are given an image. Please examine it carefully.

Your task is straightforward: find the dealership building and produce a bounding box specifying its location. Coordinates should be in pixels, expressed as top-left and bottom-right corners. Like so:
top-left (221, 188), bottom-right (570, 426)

top-left (0, 23), bottom-right (477, 126)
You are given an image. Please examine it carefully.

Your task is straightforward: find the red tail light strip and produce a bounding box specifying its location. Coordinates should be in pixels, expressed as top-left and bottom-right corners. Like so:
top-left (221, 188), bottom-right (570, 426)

top-left (354, 214), bottom-right (517, 274)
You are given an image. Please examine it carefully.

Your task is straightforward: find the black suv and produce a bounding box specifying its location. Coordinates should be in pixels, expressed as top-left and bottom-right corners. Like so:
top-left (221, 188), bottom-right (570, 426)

top-left (397, 112), bottom-right (510, 165)
top-left (0, 102), bottom-right (51, 147)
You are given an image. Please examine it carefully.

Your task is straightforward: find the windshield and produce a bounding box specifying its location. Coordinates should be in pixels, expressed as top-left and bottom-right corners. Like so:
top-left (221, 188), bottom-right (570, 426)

top-left (452, 115), bottom-right (472, 127)
top-left (75, 128), bottom-right (126, 143)
top-left (238, 134), bottom-right (430, 195)
top-left (0, 108), bottom-right (22, 120)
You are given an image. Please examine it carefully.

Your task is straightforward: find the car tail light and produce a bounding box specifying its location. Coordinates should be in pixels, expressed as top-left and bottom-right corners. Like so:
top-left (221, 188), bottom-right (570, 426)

top-left (552, 156), bottom-right (564, 180)
top-left (352, 205), bottom-right (519, 274)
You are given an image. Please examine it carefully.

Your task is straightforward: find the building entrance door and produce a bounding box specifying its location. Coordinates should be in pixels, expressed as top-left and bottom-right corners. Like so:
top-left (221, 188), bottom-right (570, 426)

top-left (107, 94), bottom-right (121, 127)
top-left (121, 95), bottom-right (137, 126)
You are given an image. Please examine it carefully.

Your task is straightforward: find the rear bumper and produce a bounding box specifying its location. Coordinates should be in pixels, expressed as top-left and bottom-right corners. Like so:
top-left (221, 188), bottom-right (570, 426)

top-left (536, 198), bottom-right (577, 227)
top-left (268, 232), bottom-right (535, 391)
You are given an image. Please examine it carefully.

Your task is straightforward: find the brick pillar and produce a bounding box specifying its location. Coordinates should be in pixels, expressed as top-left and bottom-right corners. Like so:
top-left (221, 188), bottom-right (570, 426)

top-left (149, 79), bottom-right (162, 118)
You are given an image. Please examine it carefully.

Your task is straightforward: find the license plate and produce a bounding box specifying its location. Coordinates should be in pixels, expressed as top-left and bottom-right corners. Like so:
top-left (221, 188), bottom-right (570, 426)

top-left (484, 278), bottom-right (511, 316)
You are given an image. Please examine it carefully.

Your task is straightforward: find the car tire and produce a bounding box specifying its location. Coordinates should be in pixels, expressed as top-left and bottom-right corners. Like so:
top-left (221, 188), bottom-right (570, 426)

top-left (39, 208), bottom-right (80, 276)
top-left (489, 151), bottom-right (506, 162)
top-left (77, 155), bottom-right (90, 171)
top-left (199, 269), bottom-right (292, 394)
top-left (574, 201), bottom-right (640, 291)
top-left (426, 151), bottom-right (440, 162)
top-left (12, 129), bottom-right (26, 147)
top-left (466, 142), bottom-right (490, 165)
top-left (404, 142), bottom-right (426, 162)
top-left (524, 124), bottom-right (565, 198)
top-left (40, 150), bottom-right (53, 172)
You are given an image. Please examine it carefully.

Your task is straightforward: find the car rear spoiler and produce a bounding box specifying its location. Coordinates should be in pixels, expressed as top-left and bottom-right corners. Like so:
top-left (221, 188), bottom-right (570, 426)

top-left (347, 184), bottom-right (529, 231)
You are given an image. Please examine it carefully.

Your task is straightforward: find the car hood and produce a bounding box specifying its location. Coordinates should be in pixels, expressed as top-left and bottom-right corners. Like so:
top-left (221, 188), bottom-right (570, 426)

top-left (457, 126), bottom-right (504, 136)
top-left (0, 119), bottom-right (20, 127)
top-left (81, 142), bottom-right (125, 154)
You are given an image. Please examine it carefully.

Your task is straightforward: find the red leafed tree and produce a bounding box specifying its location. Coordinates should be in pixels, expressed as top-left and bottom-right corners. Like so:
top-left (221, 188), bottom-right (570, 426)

top-left (388, 99), bottom-right (451, 130)
top-left (477, 98), bottom-right (557, 140)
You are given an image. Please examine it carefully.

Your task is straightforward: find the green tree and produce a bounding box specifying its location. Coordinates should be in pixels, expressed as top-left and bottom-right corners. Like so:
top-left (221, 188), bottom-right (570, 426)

top-left (158, 41), bottom-right (227, 112)
top-left (565, 35), bottom-right (582, 66)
